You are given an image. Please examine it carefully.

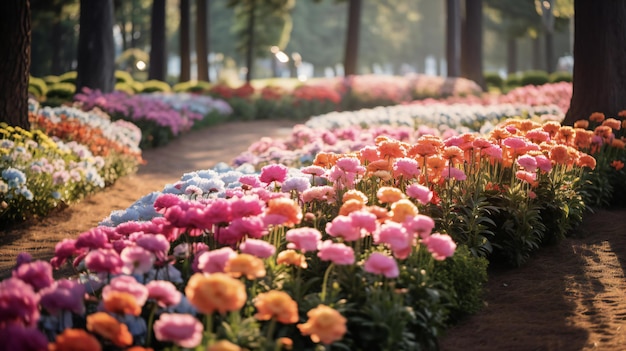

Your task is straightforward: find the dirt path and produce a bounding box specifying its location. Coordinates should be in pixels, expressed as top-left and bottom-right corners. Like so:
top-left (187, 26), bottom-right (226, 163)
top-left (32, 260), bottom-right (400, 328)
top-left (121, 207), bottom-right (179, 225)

top-left (2, 119), bottom-right (626, 349)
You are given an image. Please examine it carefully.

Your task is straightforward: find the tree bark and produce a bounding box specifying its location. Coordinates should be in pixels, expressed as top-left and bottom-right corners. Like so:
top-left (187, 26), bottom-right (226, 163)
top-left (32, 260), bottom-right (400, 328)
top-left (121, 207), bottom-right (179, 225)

top-left (76, 0), bottom-right (115, 93)
top-left (506, 38), bottom-right (517, 75)
top-left (149, 0), bottom-right (167, 81)
top-left (245, 0), bottom-right (257, 82)
top-left (343, 0), bottom-right (362, 76)
top-left (563, 1), bottom-right (626, 125)
top-left (180, 0), bottom-right (191, 82)
top-left (446, 0), bottom-right (461, 77)
top-left (461, 0), bottom-right (485, 90)
top-left (0, 0), bottom-right (31, 129)
top-left (196, 0), bottom-right (210, 82)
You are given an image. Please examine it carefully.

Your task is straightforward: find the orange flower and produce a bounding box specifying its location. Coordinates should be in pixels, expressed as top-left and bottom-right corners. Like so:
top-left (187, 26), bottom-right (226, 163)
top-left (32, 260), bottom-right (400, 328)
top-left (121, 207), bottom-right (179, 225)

top-left (576, 154), bottom-right (596, 170)
top-left (574, 129), bottom-right (594, 150)
top-left (49, 329), bottom-right (102, 351)
top-left (266, 197), bottom-right (302, 227)
top-left (541, 121), bottom-right (562, 138)
top-left (277, 337), bottom-right (293, 350)
top-left (87, 312), bottom-right (133, 347)
top-left (367, 205), bottom-right (391, 223)
top-left (103, 291), bottom-right (141, 316)
top-left (208, 340), bottom-right (242, 351)
top-left (520, 120), bottom-right (540, 131)
top-left (619, 110), bottom-right (626, 119)
top-left (126, 348), bottom-right (154, 351)
top-left (376, 187), bottom-right (405, 204)
top-left (442, 146), bottom-right (464, 165)
top-left (555, 126), bottom-right (575, 144)
top-left (407, 143), bottom-right (437, 158)
top-left (589, 112), bottom-right (605, 122)
top-left (594, 125), bottom-right (613, 139)
top-left (490, 127), bottom-right (512, 143)
top-left (390, 199), bottom-right (418, 223)
top-left (342, 190), bottom-right (368, 204)
top-left (225, 254), bottom-right (266, 280)
top-left (377, 140), bottom-right (406, 159)
top-left (338, 199), bottom-right (365, 216)
top-left (313, 152), bottom-right (340, 168)
top-left (574, 120), bottom-right (589, 129)
top-left (254, 290), bottom-right (299, 324)
top-left (425, 155), bottom-right (446, 175)
top-left (366, 159), bottom-right (391, 173)
top-left (276, 250), bottom-right (307, 268)
top-left (603, 118), bottom-right (622, 130)
top-left (611, 139), bottom-right (625, 149)
top-left (297, 305), bottom-right (347, 345)
top-left (611, 160), bottom-right (624, 171)
top-left (185, 273), bottom-right (247, 315)
top-left (549, 145), bottom-right (570, 165)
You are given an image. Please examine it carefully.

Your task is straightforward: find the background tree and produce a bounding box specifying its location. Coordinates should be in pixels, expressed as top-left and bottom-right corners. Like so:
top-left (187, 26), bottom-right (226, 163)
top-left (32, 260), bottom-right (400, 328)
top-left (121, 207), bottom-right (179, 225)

top-left (461, 0), bottom-right (485, 89)
top-left (446, 0), bottom-right (461, 77)
top-left (563, 1), bottom-right (626, 125)
top-left (149, 0), bottom-right (167, 80)
top-left (196, 0), bottom-right (210, 82)
top-left (0, 0), bottom-right (31, 129)
top-left (343, 0), bottom-right (362, 76)
top-left (179, 0), bottom-right (191, 82)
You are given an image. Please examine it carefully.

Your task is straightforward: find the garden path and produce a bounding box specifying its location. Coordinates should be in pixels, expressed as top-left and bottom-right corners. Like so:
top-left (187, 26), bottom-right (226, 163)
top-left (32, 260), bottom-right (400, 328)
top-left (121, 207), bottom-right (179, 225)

top-left (1, 119), bottom-right (625, 350)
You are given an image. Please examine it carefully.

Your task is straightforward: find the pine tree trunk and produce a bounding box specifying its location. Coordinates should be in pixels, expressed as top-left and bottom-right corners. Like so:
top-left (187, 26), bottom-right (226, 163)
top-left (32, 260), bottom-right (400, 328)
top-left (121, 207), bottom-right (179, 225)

top-left (563, 0), bottom-right (626, 125)
top-left (0, 0), bottom-right (31, 129)
top-left (180, 0), bottom-right (191, 82)
top-left (196, 0), bottom-right (210, 82)
top-left (446, 0), bottom-right (461, 77)
top-left (76, 0), bottom-right (115, 93)
top-left (149, 0), bottom-right (167, 81)
top-left (343, 0), bottom-right (362, 76)
top-left (461, 0), bottom-right (485, 90)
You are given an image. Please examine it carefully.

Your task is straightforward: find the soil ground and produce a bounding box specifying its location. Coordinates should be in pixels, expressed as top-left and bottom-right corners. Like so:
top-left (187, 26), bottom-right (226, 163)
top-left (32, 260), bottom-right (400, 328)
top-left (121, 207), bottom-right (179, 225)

top-left (2, 119), bottom-right (626, 350)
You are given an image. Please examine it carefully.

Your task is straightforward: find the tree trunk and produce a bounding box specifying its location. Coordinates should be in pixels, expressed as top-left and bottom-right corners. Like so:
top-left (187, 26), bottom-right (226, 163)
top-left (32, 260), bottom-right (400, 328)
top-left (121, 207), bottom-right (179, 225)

top-left (563, 1), bottom-right (626, 125)
top-left (0, 0), bottom-right (31, 129)
top-left (461, 0), bottom-right (485, 90)
top-left (446, 0), bottom-right (461, 77)
top-left (149, 0), bottom-right (167, 81)
top-left (50, 20), bottom-right (63, 75)
top-left (130, 0), bottom-right (138, 49)
top-left (545, 31), bottom-right (554, 73)
top-left (76, 0), bottom-right (115, 94)
top-left (506, 38), bottom-right (517, 75)
top-left (245, 0), bottom-right (257, 82)
top-left (196, 0), bottom-right (210, 82)
top-left (180, 0), bottom-right (191, 82)
top-left (343, 0), bottom-right (362, 76)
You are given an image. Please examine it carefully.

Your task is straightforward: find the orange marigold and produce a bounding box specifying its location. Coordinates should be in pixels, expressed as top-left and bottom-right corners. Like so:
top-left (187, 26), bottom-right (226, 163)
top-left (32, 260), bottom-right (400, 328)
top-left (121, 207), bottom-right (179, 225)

top-left (376, 186), bottom-right (405, 204)
top-left (103, 291), bottom-right (141, 316)
top-left (549, 145), bottom-right (570, 165)
top-left (254, 290), bottom-right (299, 324)
top-left (276, 249), bottom-right (308, 268)
top-left (266, 197), bottom-right (302, 227)
top-left (86, 312), bottom-right (133, 347)
top-left (541, 121), bottom-right (562, 138)
top-left (297, 305), bottom-right (347, 345)
top-left (390, 199), bottom-right (418, 223)
top-left (225, 254), bottom-right (266, 280)
top-left (611, 139), bottom-right (626, 149)
top-left (602, 118), bottom-right (622, 130)
top-left (49, 329), bottom-right (102, 351)
top-left (611, 160), bottom-right (625, 171)
top-left (574, 120), bottom-right (589, 129)
top-left (378, 140), bottom-right (406, 159)
top-left (576, 154), bottom-right (596, 170)
top-left (185, 273), bottom-right (247, 315)
top-left (338, 199), bottom-right (365, 216)
top-left (442, 146), bottom-right (464, 165)
top-left (589, 112), bottom-right (606, 122)
top-left (342, 190), bottom-right (368, 204)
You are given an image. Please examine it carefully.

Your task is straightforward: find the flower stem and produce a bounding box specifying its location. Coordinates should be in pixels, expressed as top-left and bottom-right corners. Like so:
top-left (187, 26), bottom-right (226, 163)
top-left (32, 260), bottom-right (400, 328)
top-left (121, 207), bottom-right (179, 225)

top-left (320, 263), bottom-right (334, 303)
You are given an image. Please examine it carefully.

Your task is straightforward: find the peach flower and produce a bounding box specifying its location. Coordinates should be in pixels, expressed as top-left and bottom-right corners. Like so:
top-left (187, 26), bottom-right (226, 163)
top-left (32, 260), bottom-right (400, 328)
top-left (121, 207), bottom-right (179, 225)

top-left (225, 253), bottom-right (267, 280)
top-left (185, 273), bottom-right (247, 315)
top-left (297, 305), bottom-right (347, 345)
top-left (254, 290), bottom-right (299, 324)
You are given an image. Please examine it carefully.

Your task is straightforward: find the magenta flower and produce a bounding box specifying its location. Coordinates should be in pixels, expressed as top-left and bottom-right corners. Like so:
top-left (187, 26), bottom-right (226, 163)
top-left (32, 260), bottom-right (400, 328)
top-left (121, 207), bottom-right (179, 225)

top-left (286, 227), bottom-right (322, 252)
top-left (349, 210), bottom-right (378, 233)
top-left (39, 279), bottom-right (86, 315)
top-left (85, 248), bottom-right (123, 274)
top-left (240, 239), bottom-right (276, 258)
top-left (503, 137), bottom-right (528, 151)
top-left (0, 324), bottom-right (48, 351)
top-left (230, 195), bottom-right (265, 218)
top-left (317, 240), bottom-right (355, 265)
top-left (423, 233), bottom-right (457, 260)
top-left (121, 246), bottom-right (155, 275)
top-left (146, 280), bottom-right (182, 308)
top-left (202, 198), bottom-right (233, 226)
top-left (239, 174), bottom-right (263, 188)
top-left (336, 157), bottom-right (363, 173)
top-left (325, 216), bottom-right (361, 242)
top-left (135, 234), bottom-right (170, 255)
top-left (153, 313), bottom-right (203, 348)
top-left (393, 158), bottom-right (421, 179)
top-left (403, 214), bottom-right (435, 239)
top-left (75, 227), bottom-right (111, 250)
top-left (102, 275), bottom-right (149, 307)
top-left (364, 252), bottom-right (399, 278)
top-left (259, 164), bottom-right (289, 184)
top-left (0, 278), bottom-right (40, 327)
top-left (50, 239), bottom-right (79, 269)
top-left (482, 145), bottom-right (503, 159)
top-left (535, 154), bottom-right (553, 173)
top-left (15, 252), bottom-right (32, 268)
top-left (375, 222), bottom-right (412, 259)
top-left (406, 184), bottom-right (433, 205)
top-left (12, 260), bottom-right (54, 292)
top-left (153, 193), bottom-right (183, 213)
top-left (196, 247), bottom-right (237, 274)
top-left (516, 154), bottom-right (538, 172)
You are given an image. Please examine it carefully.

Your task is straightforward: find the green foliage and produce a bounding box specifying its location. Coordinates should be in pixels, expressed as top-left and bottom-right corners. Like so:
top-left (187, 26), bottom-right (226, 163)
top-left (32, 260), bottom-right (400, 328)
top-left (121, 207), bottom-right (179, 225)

top-left (520, 70), bottom-right (550, 86)
top-left (57, 70), bottom-right (78, 84)
top-left (141, 80), bottom-right (172, 93)
top-left (115, 70), bottom-right (135, 84)
top-left (484, 72), bottom-right (504, 90)
top-left (43, 75), bottom-right (61, 85)
top-left (29, 76), bottom-right (48, 99)
top-left (505, 74), bottom-right (522, 89)
top-left (229, 97), bottom-right (258, 121)
top-left (173, 80), bottom-right (213, 93)
top-left (549, 71), bottom-right (573, 83)
top-left (114, 82), bottom-right (136, 95)
top-left (45, 82), bottom-right (76, 106)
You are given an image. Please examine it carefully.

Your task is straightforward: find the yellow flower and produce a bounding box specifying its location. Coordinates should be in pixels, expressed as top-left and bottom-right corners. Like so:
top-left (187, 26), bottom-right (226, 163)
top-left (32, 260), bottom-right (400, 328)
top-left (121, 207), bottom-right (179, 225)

top-left (185, 273), bottom-right (247, 315)
top-left (297, 305), bottom-right (347, 345)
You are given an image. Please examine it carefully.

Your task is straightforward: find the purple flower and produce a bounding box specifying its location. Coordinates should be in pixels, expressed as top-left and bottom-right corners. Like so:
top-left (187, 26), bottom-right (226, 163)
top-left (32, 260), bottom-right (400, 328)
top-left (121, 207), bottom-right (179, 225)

top-left (259, 164), bottom-right (289, 184)
top-left (317, 240), bottom-right (355, 265)
top-left (84, 248), bottom-right (123, 274)
top-left (12, 260), bottom-right (54, 292)
top-left (146, 280), bottom-right (182, 307)
top-left (239, 239), bottom-right (276, 258)
top-left (153, 313), bottom-right (203, 348)
top-left (39, 279), bottom-right (86, 315)
top-left (286, 227), bottom-right (322, 253)
top-left (15, 252), bottom-right (32, 268)
top-left (281, 176), bottom-right (311, 193)
top-left (0, 324), bottom-right (48, 351)
top-left (0, 278), bottom-right (40, 328)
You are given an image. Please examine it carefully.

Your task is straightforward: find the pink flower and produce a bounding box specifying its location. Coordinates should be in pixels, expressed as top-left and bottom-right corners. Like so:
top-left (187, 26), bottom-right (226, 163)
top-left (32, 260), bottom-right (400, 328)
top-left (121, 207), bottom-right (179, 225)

top-left (259, 164), bottom-right (289, 184)
top-left (153, 313), bottom-right (203, 348)
top-left (121, 246), bottom-right (155, 275)
top-left (286, 227), bottom-right (322, 252)
top-left (202, 198), bottom-right (232, 226)
top-left (84, 248), bottom-right (123, 274)
top-left (75, 227), bottom-right (110, 250)
top-left (302, 186), bottom-right (336, 204)
top-left (300, 165), bottom-right (326, 177)
top-left (516, 170), bottom-right (537, 184)
top-left (239, 174), bottom-right (263, 188)
top-left (230, 195), bottom-right (265, 218)
top-left (153, 193), bottom-right (183, 214)
top-left (516, 154), bottom-right (538, 172)
top-left (363, 252), bottom-right (399, 278)
top-left (482, 145), bottom-right (503, 159)
top-left (535, 154), bottom-right (552, 173)
top-left (39, 279), bottom-right (86, 315)
top-left (403, 214), bottom-right (435, 239)
top-left (503, 137), bottom-right (528, 151)
top-left (442, 166), bottom-right (466, 181)
top-left (196, 247), bottom-right (237, 274)
top-left (348, 210), bottom-right (378, 233)
top-left (336, 157), bottom-right (363, 173)
top-left (325, 216), bottom-right (361, 242)
top-left (423, 233), bottom-right (457, 260)
top-left (393, 158), bottom-right (420, 179)
top-left (375, 222), bottom-right (412, 259)
top-left (146, 280), bottom-right (182, 307)
top-left (0, 278), bottom-right (40, 328)
top-left (359, 145), bottom-right (381, 162)
top-left (12, 260), bottom-right (54, 292)
top-left (0, 324), bottom-right (48, 351)
top-left (317, 240), bottom-right (355, 265)
top-left (135, 234), bottom-right (170, 256)
top-left (406, 184), bottom-right (433, 205)
top-left (240, 239), bottom-right (276, 258)
top-left (102, 275), bottom-right (149, 307)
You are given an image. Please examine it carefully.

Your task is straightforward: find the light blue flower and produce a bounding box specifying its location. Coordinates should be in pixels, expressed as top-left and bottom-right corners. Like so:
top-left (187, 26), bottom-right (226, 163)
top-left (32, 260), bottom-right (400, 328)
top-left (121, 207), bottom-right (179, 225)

top-left (20, 188), bottom-right (34, 201)
top-left (2, 167), bottom-right (26, 185)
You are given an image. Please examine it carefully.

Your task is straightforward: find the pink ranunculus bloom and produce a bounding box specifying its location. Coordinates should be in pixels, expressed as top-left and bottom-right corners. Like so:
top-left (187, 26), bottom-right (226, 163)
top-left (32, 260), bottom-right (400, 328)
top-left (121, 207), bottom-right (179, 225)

top-left (239, 174), bottom-right (263, 188)
top-left (363, 252), bottom-right (399, 278)
top-left (153, 313), bottom-right (203, 348)
top-left (240, 239), bottom-right (276, 258)
top-left (482, 145), bottom-right (503, 160)
top-left (317, 240), bottom-right (355, 265)
top-left (146, 280), bottom-right (182, 308)
top-left (516, 154), bottom-right (538, 172)
top-left (359, 145), bottom-right (381, 163)
top-left (196, 247), bottom-right (237, 274)
top-left (135, 234), bottom-right (170, 256)
top-left (113, 221), bottom-right (144, 237)
top-left (375, 221), bottom-right (412, 259)
top-left (393, 157), bottom-right (421, 179)
top-left (230, 195), bottom-right (265, 218)
top-left (51, 238), bottom-right (79, 268)
top-left (102, 275), bottom-right (149, 307)
top-left (202, 198), bottom-right (233, 226)
top-left (406, 183), bottom-right (433, 205)
top-left (325, 216), bottom-right (361, 242)
top-left (503, 136), bottom-right (528, 151)
top-left (516, 170), bottom-right (537, 184)
top-left (75, 227), bottom-right (111, 250)
top-left (0, 324), bottom-right (48, 351)
top-left (535, 154), bottom-right (553, 173)
top-left (12, 260), bottom-right (54, 292)
top-left (0, 278), bottom-right (40, 328)
top-left (39, 279), bottom-right (86, 315)
top-left (84, 248), bottom-right (123, 274)
top-left (423, 233), bottom-right (457, 261)
top-left (121, 246), bottom-right (155, 275)
top-left (348, 210), bottom-right (378, 233)
top-left (302, 186), bottom-right (336, 204)
top-left (403, 214), bottom-right (435, 239)
top-left (286, 227), bottom-right (322, 253)
top-left (300, 165), bottom-right (326, 177)
top-left (259, 164), bottom-right (289, 184)
top-left (441, 166), bottom-right (467, 181)
top-left (153, 193), bottom-right (183, 214)
top-left (336, 157), bottom-right (363, 173)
